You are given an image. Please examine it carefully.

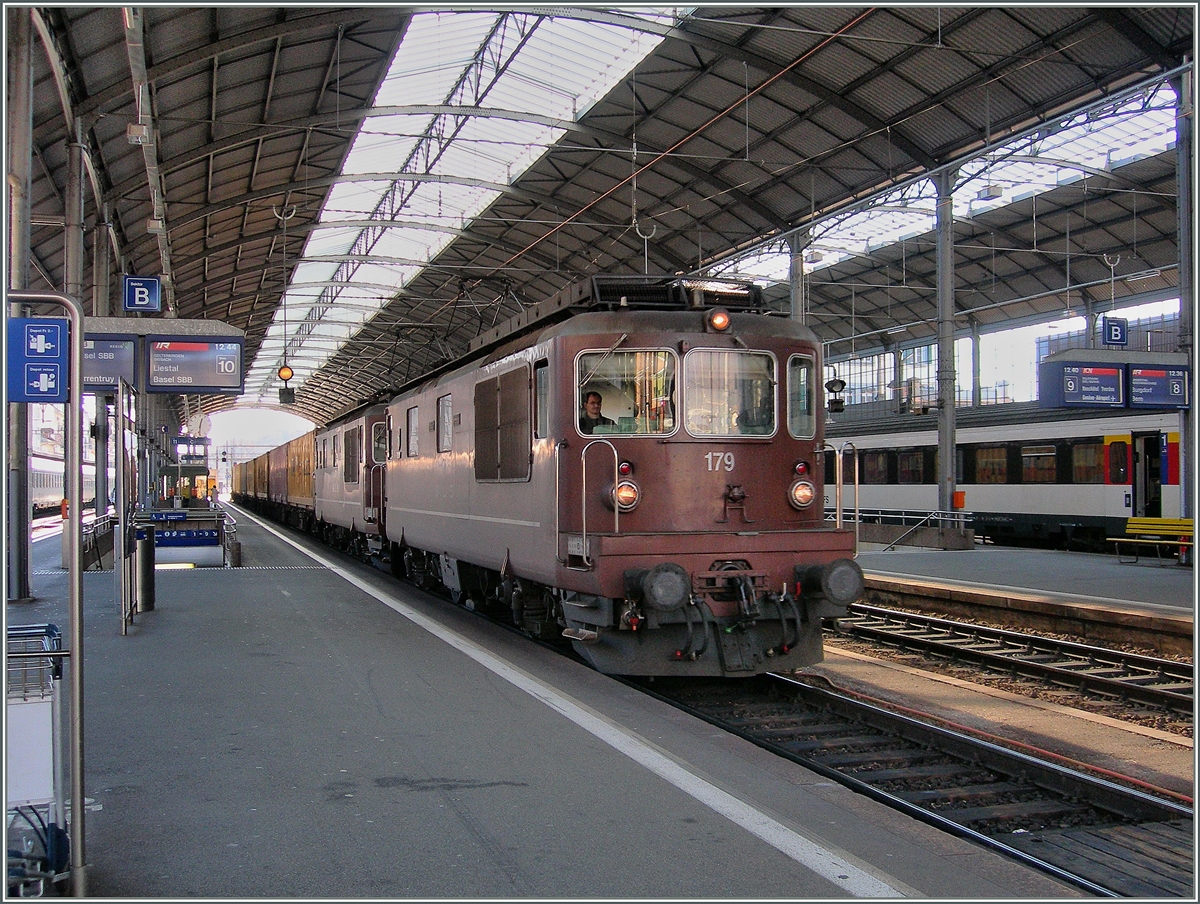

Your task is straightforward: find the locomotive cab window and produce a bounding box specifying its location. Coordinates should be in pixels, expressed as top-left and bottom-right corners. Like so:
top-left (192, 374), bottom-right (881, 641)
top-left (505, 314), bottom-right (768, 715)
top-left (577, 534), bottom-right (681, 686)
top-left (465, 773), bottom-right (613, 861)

top-left (685, 349), bottom-right (776, 437)
top-left (786, 355), bottom-right (815, 439)
top-left (576, 349), bottom-right (676, 435)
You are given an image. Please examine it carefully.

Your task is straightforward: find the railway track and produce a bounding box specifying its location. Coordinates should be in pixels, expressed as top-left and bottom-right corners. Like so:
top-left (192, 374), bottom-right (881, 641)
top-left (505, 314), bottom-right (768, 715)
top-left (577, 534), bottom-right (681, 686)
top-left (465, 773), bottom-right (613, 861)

top-left (647, 673), bottom-right (1193, 897)
top-left (831, 603), bottom-right (1194, 715)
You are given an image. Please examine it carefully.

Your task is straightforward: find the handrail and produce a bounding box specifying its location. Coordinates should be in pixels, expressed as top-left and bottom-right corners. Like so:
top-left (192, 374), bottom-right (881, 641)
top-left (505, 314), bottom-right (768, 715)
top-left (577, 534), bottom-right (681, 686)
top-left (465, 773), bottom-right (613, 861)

top-left (828, 506), bottom-right (974, 529)
top-left (580, 438), bottom-right (620, 567)
top-left (881, 510), bottom-right (965, 551)
top-left (368, 462), bottom-right (385, 524)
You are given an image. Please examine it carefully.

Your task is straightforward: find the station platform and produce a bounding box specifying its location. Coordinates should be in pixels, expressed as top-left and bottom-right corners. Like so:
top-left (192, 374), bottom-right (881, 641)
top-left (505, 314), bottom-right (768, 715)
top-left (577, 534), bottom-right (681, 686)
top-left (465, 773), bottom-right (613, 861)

top-left (7, 507), bottom-right (1089, 898)
top-left (855, 543), bottom-right (1194, 615)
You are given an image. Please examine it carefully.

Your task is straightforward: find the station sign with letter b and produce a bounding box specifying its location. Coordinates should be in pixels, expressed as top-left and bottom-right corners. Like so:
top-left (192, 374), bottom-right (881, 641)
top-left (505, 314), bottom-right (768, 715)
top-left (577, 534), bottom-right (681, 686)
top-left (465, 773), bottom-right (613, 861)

top-left (123, 274), bottom-right (162, 313)
top-left (1102, 316), bottom-right (1128, 346)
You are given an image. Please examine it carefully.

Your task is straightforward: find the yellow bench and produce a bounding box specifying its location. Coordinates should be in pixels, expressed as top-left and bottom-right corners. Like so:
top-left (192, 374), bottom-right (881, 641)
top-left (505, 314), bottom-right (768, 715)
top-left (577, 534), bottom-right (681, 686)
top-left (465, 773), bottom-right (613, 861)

top-left (1108, 517), bottom-right (1193, 565)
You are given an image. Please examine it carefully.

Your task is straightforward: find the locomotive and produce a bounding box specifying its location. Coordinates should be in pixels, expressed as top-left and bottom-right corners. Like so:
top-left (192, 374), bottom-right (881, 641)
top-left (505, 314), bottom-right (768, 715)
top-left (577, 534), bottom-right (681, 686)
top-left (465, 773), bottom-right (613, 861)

top-left (234, 275), bottom-right (863, 677)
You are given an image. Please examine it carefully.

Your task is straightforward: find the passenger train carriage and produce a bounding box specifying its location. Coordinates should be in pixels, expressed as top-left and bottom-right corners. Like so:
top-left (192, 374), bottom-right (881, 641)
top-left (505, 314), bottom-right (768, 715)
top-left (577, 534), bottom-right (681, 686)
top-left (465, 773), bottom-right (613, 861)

top-left (825, 405), bottom-right (1184, 549)
top-left (234, 276), bottom-right (863, 678)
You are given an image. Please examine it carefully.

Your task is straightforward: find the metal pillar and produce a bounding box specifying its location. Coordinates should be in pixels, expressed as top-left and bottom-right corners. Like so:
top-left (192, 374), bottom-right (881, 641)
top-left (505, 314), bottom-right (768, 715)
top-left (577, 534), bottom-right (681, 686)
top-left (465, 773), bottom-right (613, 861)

top-left (93, 399), bottom-right (109, 521)
top-left (935, 169), bottom-right (958, 514)
top-left (9, 291), bottom-right (88, 896)
top-left (1174, 71), bottom-right (1194, 537)
top-left (7, 6), bottom-right (33, 602)
top-left (92, 205), bottom-right (112, 317)
top-left (61, 120), bottom-right (85, 570)
top-left (970, 321), bottom-right (982, 407)
top-left (788, 230), bottom-right (810, 323)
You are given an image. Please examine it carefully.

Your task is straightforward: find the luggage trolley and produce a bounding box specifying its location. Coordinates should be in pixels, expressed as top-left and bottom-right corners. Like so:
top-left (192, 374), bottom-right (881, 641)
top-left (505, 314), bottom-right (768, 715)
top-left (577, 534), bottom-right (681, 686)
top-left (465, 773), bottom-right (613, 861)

top-left (7, 624), bottom-right (69, 897)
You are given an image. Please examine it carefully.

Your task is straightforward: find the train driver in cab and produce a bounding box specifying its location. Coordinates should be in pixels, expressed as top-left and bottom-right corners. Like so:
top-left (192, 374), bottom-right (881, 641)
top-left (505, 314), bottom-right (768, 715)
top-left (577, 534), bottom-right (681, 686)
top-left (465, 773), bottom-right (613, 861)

top-left (579, 390), bottom-right (615, 434)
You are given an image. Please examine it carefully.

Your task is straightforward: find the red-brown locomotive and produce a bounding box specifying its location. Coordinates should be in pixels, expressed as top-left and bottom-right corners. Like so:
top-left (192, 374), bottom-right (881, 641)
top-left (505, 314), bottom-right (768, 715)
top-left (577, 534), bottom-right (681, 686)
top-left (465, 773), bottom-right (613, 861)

top-left (233, 276), bottom-right (862, 677)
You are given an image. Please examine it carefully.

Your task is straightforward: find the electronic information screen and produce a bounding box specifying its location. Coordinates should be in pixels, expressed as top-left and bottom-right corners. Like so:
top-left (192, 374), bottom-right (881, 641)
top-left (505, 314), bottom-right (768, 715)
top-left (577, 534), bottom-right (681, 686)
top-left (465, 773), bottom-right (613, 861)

top-left (146, 338), bottom-right (244, 393)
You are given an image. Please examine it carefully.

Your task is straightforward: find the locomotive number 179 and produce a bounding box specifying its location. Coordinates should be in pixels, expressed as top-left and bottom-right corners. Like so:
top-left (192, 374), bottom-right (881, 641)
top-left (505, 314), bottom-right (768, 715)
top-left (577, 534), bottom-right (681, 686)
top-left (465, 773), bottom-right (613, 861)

top-left (705, 450), bottom-right (736, 471)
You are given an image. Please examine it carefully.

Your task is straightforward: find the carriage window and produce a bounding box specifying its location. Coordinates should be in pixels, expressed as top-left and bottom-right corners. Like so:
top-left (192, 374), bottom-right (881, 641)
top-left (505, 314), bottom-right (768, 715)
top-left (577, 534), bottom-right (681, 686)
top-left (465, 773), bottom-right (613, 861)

top-left (333, 433), bottom-right (340, 468)
top-left (787, 355), bottom-right (815, 439)
top-left (534, 360), bottom-right (549, 439)
top-left (475, 368), bottom-right (531, 482)
top-left (437, 395), bottom-right (453, 452)
top-left (897, 450), bottom-right (924, 484)
top-left (1072, 442), bottom-right (1105, 483)
top-left (862, 451), bottom-right (889, 484)
top-left (372, 423), bottom-right (388, 464)
top-left (406, 406), bottom-right (419, 457)
top-left (975, 446), bottom-right (1007, 484)
top-left (343, 427), bottom-right (361, 483)
top-left (684, 350), bottom-right (775, 437)
top-left (1108, 440), bottom-right (1129, 483)
top-left (1021, 444), bottom-right (1056, 483)
top-left (577, 349), bottom-right (676, 435)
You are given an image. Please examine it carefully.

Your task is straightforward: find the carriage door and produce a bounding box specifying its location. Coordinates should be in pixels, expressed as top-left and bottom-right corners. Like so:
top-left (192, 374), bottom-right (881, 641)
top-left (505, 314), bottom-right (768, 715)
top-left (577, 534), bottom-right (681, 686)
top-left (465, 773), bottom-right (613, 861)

top-left (1132, 431), bottom-right (1163, 517)
top-left (369, 421), bottom-right (388, 528)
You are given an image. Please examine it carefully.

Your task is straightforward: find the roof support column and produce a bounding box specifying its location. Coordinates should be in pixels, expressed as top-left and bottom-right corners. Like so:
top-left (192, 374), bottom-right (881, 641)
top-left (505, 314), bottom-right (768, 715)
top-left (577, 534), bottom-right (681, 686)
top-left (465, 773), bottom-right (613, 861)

top-left (935, 168), bottom-right (957, 514)
top-left (7, 5), bottom-right (33, 603)
top-left (788, 230), bottom-right (810, 323)
top-left (1173, 71), bottom-right (1193, 537)
top-left (970, 321), bottom-right (981, 407)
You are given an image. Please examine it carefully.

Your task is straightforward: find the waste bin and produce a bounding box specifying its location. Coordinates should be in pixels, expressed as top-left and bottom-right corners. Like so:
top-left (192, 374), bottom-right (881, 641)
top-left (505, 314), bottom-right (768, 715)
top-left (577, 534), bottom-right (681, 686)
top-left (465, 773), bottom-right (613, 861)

top-left (137, 526), bottom-right (155, 612)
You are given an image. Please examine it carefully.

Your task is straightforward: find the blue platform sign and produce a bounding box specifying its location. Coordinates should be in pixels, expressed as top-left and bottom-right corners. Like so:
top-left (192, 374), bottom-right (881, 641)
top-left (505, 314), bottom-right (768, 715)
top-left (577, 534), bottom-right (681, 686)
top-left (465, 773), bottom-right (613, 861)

top-left (123, 274), bottom-right (161, 312)
top-left (1102, 316), bottom-right (1128, 346)
top-left (7, 317), bottom-right (69, 402)
top-left (1129, 365), bottom-right (1190, 409)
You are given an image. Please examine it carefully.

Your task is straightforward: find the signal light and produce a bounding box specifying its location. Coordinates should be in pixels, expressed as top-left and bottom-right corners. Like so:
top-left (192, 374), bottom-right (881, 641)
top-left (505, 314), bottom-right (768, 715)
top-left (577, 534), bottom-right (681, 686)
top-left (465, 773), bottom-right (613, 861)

top-left (618, 460), bottom-right (634, 476)
top-left (277, 364), bottom-right (294, 383)
top-left (794, 461), bottom-right (808, 476)
top-left (706, 307), bottom-right (731, 332)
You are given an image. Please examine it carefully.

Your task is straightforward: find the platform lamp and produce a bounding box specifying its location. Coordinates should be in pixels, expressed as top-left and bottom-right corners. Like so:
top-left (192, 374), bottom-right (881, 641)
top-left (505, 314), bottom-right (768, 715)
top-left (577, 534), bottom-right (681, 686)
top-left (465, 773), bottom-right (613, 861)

top-left (278, 363), bottom-right (295, 404)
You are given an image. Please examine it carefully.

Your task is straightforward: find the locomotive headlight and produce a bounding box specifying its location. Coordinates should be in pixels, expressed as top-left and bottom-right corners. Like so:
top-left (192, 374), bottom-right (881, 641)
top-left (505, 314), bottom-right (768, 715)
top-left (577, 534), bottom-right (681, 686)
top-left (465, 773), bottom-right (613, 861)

top-left (706, 307), bottom-right (731, 332)
top-left (788, 478), bottom-right (816, 509)
top-left (612, 480), bottom-right (641, 512)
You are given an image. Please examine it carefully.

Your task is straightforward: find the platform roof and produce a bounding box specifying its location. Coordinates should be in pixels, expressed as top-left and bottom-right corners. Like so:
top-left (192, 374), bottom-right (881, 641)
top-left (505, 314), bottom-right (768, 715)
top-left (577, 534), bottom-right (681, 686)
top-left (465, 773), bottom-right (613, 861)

top-left (18, 6), bottom-right (1193, 426)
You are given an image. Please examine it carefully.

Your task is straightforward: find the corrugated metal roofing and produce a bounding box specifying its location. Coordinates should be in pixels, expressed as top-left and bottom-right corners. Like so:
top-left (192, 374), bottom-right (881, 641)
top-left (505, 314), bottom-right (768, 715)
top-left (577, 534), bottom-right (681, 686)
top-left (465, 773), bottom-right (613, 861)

top-left (17, 5), bottom-right (1193, 426)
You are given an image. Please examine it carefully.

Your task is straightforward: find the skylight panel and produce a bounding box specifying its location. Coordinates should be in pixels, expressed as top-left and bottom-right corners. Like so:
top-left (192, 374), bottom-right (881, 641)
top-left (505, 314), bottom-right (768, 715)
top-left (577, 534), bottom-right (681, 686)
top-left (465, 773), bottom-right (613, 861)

top-left (241, 8), bottom-right (676, 408)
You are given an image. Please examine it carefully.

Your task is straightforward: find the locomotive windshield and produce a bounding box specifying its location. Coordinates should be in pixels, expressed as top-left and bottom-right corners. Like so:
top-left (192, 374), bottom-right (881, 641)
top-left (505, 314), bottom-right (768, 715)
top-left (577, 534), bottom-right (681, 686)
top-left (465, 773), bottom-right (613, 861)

top-left (577, 349), bottom-right (676, 434)
top-left (684, 350), bottom-right (776, 436)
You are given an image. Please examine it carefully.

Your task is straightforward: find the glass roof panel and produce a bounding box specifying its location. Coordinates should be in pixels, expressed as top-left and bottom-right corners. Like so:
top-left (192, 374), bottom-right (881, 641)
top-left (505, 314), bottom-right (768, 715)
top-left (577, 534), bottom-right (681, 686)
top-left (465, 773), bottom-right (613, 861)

top-left (722, 86), bottom-right (1177, 286)
top-left (240, 9), bottom-right (676, 408)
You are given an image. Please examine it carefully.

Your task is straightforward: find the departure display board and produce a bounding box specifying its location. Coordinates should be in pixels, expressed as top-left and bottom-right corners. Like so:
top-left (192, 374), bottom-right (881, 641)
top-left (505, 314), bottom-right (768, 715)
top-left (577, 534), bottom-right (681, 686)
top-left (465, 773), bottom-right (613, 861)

top-left (1060, 363), bottom-right (1123, 406)
top-left (146, 338), bottom-right (244, 393)
top-left (83, 335), bottom-right (137, 390)
top-left (1129, 365), bottom-right (1190, 409)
